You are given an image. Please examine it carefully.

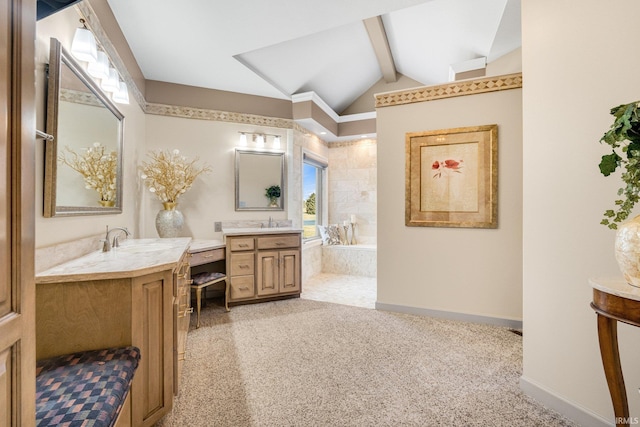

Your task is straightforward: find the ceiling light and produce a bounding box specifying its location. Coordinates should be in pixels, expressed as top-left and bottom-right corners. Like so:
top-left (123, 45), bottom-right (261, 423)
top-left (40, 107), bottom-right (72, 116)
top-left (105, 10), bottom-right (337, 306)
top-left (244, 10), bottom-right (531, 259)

top-left (87, 51), bottom-right (110, 80)
top-left (70, 19), bottom-right (97, 63)
top-left (112, 81), bottom-right (129, 104)
top-left (101, 67), bottom-right (120, 93)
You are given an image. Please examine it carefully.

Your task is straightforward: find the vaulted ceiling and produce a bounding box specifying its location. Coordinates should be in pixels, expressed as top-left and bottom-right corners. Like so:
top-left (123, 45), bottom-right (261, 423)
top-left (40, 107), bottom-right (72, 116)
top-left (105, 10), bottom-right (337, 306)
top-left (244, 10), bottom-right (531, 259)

top-left (107, 0), bottom-right (521, 116)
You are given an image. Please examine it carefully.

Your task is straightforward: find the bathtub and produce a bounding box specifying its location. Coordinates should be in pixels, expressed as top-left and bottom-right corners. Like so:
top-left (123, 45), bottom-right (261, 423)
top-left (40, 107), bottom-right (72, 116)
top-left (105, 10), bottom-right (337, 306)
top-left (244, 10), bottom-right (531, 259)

top-left (321, 244), bottom-right (377, 277)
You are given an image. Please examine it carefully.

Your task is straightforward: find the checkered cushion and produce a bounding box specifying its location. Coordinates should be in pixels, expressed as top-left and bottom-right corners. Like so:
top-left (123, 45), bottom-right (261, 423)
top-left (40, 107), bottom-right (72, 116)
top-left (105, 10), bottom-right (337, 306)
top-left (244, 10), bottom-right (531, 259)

top-left (36, 346), bottom-right (140, 427)
top-left (191, 271), bottom-right (226, 285)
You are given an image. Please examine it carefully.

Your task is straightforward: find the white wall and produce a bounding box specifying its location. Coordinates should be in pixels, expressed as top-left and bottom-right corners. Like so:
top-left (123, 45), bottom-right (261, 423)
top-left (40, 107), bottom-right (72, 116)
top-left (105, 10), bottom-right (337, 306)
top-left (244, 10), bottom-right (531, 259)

top-left (35, 7), bottom-right (145, 248)
top-left (376, 87), bottom-right (523, 322)
top-left (522, 0), bottom-right (640, 423)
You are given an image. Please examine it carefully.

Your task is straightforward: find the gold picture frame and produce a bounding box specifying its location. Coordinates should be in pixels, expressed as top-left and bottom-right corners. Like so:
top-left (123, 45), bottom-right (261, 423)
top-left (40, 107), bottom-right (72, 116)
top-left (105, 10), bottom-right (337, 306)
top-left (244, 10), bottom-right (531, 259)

top-left (405, 124), bottom-right (498, 228)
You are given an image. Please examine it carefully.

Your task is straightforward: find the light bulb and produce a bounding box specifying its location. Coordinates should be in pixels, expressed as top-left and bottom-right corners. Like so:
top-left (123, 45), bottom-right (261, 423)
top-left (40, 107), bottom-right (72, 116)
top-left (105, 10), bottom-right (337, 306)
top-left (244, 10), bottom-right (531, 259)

top-left (239, 133), bottom-right (247, 146)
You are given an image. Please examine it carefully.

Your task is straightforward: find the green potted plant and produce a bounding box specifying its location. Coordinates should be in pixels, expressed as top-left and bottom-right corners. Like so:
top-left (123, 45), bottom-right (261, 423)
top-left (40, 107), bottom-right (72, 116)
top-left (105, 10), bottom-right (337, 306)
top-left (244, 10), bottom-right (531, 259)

top-left (599, 101), bottom-right (640, 229)
top-left (265, 185), bottom-right (281, 207)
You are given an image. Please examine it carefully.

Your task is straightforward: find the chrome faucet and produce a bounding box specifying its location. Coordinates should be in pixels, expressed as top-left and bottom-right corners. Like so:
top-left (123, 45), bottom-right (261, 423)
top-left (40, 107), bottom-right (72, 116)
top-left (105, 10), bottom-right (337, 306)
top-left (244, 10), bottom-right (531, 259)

top-left (268, 216), bottom-right (273, 228)
top-left (102, 226), bottom-right (131, 252)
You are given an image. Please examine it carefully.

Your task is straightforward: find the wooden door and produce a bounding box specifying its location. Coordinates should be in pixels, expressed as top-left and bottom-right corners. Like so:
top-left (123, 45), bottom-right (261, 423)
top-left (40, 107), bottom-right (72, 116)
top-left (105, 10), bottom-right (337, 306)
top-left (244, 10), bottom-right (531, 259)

top-left (0, 0), bottom-right (36, 425)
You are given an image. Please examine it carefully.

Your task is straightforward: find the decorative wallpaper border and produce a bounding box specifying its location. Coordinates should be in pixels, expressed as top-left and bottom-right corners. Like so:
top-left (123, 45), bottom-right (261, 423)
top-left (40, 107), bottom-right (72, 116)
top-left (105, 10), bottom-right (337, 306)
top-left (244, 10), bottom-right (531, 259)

top-left (375, 73), bottom-right (523, 108)
top-left (330, 138), bottom-right (377, 148)
top-left (144, 102), bottom-right (294, 129)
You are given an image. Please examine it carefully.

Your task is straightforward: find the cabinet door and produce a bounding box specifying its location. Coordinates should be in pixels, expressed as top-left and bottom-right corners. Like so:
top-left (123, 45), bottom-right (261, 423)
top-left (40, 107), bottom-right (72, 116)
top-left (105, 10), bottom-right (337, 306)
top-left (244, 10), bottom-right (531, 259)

top-left (132, 271), bottom-right (174, 427)
top-left (257, 251), bottom-right (279, 296)
top-left (279, 250), bottom-right (301, 294)
top-left (0, 0), bottom-right (36, 425)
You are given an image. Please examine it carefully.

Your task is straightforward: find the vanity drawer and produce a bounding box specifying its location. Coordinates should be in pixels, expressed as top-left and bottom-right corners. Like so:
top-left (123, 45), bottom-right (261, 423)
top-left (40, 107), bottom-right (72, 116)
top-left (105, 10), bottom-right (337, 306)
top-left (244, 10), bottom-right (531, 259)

top-left (257, 235), bottom-right (300, 250)
top-left (229, 238), bottom-right (255, 252)
top-left (229, 253), bottom-right (254, 276)
top-left (190, 248), bottom-right (225, 266)
top-left (230, 276), bottom-right (254, 300)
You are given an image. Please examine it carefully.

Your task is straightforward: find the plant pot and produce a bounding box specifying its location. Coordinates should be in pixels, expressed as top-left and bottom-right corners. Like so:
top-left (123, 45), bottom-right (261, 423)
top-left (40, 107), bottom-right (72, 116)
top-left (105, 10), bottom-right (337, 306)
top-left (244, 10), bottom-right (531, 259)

top-left (99, 200), bottom-right (115, 207)
top-left (615, 215), bottom-right (640, 287)
top-left (269, 197), bottom-right (279, 207)
top-left (155, 202), bottom-right (184, 238)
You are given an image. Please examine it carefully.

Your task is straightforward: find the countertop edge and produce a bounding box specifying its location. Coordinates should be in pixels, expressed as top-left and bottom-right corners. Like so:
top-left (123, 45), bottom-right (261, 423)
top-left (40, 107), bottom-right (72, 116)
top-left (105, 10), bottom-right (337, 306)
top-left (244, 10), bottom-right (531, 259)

top-left (35, 238), bottom-right (191, 284)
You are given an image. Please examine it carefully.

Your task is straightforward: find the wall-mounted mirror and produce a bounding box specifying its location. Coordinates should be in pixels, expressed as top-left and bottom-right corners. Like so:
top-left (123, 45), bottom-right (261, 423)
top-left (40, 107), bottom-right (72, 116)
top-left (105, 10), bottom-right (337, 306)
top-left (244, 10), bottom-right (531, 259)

top-left (235, 149), bottom-right (285, 211)
top-left (43, 38), bottom-right (124, 217)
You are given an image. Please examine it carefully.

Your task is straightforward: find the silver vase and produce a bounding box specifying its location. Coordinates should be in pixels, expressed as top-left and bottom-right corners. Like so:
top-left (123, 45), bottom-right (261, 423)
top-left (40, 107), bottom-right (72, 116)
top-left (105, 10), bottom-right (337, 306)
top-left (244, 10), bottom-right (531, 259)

top-left (155, 202), bottom-right (184, 238)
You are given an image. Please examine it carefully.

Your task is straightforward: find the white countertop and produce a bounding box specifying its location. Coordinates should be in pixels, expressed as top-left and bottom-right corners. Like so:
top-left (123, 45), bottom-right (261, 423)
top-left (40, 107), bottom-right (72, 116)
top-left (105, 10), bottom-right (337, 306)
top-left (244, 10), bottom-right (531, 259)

top-left (589, 277), bottom-right (640, 302)
top-left (189, 239), bottom-right (225, 252)
top-left (36, 238), bottom-right (192, 284)
top-left (222, 227), bottom-right (303, 236)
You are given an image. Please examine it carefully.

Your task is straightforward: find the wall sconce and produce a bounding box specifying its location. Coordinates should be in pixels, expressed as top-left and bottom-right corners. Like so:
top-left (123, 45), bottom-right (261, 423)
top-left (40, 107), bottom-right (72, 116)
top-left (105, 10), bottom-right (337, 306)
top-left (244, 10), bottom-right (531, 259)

top-left (237, 132), bottom-right (283, 148)
top-left (70, 18), bottom-right (129, 104)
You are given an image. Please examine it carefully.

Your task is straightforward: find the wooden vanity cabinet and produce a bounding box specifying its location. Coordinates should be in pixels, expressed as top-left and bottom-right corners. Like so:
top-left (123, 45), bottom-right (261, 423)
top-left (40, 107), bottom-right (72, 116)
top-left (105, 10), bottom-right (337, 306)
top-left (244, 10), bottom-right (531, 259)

top-left (226, 232), bottom-right (301, 304)
top-left (173, 252), bottom-right (191, 395)
top-left (36, 269), bottom-right (176, 427)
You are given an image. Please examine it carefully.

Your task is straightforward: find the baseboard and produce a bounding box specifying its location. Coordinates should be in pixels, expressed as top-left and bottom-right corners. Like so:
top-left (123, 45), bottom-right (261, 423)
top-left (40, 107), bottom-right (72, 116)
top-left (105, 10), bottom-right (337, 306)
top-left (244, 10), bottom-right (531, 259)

top-left (520, 376), bottom-right (612, 427)
top-left (375, 302), bottom-right (523, 330)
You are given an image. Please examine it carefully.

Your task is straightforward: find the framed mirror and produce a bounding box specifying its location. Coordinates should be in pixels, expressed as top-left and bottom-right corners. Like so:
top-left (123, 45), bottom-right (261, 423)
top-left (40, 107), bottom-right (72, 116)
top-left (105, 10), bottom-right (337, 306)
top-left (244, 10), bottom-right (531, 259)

top-left (43, 38), bottom-right (124, 217)
top-left (235, 149), bottom-right (285, 211)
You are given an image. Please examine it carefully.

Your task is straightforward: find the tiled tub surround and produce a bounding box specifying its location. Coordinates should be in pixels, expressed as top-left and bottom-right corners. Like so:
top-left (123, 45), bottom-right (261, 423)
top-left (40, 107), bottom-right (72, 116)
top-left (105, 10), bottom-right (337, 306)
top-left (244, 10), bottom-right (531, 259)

top-left (328, 139), bottom-right (377, 246)
top-left (321, 244), bottom-right (376, 277)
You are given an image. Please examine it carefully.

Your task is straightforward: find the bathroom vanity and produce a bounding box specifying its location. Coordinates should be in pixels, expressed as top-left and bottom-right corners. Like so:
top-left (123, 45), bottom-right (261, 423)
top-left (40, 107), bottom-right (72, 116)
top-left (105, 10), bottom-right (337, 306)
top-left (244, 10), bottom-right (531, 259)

top-left (35, 238), bottom-right (191, 427)
top-left (223, 228), bottom-right (302, 304)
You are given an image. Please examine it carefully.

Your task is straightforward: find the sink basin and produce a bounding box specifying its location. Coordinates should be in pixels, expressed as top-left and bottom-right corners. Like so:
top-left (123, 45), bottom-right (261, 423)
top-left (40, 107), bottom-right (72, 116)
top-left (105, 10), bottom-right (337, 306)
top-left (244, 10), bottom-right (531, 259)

top-left (116, 243), bottom-right (174, 254)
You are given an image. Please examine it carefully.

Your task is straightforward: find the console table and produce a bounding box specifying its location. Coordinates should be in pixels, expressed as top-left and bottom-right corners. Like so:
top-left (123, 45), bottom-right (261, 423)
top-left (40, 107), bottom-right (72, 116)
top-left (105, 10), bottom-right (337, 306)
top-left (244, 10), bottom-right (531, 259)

top-left (589, 277), bottom-right (640, 427)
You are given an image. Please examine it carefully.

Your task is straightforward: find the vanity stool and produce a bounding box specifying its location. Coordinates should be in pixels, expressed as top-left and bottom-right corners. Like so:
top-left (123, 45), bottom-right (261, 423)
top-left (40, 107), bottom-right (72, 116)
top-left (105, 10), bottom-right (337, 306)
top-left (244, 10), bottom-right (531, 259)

top-left (190, 271), bottom-right (229, 328)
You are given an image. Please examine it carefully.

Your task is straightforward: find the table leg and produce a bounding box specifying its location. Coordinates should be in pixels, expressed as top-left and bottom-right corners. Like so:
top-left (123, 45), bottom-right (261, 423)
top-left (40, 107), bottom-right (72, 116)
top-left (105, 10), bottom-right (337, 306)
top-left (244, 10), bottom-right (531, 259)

top-left (596, 313), bottom-right (629, 426)
top-left (195, 287), bottom-right (202, 328)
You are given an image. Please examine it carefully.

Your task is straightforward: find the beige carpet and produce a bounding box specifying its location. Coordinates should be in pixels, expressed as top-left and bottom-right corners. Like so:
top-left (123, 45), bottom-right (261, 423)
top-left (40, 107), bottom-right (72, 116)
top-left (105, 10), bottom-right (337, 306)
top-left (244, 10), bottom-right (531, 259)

top-left (157, 299), bottom-right (576, 427)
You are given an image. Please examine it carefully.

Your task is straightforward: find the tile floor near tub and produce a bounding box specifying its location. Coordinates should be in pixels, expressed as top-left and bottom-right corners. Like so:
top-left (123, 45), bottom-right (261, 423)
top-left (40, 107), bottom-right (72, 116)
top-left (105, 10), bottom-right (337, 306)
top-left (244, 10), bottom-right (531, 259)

top-left (301, 273), bottom-right (376, 309)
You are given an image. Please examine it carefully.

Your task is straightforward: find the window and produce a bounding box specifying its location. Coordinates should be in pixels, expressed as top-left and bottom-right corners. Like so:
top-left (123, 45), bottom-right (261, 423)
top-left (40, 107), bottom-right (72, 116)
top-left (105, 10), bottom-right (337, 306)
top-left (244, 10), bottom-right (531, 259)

top-left (302, 152), bottom-right (327, 239)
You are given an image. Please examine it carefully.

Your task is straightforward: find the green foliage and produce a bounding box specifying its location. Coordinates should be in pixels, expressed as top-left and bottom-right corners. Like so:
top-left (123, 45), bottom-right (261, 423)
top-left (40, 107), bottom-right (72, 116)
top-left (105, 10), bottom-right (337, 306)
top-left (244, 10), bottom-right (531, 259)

top-left (599, 101), bottom-right (640, 229)
top-left (305, 192), bottom-right (316, 215)
top-left (265, 185), bottom-right (281, 199)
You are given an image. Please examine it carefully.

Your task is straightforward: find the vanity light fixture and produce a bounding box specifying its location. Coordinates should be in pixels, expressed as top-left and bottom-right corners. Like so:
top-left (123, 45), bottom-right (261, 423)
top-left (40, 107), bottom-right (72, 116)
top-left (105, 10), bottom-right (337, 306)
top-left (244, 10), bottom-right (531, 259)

top-left (71, 19), bottom-right (98, 63)
top-left (70, 17), bottom-right (130, 106)
top-left (237, 131), bottom-right (282, 148)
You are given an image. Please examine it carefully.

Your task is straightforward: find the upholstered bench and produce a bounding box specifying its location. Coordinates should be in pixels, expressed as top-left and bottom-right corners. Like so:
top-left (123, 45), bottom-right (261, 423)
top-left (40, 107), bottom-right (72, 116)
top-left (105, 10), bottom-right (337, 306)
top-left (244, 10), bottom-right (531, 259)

top-left (191, 271), bottom-right (229, 328)
top-left (36, 346), bottom-right (140, 427)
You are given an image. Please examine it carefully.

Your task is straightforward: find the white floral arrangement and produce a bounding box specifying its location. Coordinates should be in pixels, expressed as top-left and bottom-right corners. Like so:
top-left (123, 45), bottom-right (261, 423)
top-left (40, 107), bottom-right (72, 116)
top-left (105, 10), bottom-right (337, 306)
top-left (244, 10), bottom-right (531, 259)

top-left (141, 149), bottom-right (211, 204)
top-left (58, 142), bottom-right (117, 203)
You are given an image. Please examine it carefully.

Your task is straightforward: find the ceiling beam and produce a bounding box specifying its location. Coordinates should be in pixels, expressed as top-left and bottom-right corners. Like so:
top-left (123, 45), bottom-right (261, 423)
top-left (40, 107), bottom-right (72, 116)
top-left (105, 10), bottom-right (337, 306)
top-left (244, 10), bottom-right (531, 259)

top-left (363, 16), bottom-right (397, 83)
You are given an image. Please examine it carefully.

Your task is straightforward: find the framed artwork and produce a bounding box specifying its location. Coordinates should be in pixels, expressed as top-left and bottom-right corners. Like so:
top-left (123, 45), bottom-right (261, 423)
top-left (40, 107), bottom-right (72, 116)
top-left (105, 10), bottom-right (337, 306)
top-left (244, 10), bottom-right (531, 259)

top-left (405, 124), bottom-right (498, 228)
